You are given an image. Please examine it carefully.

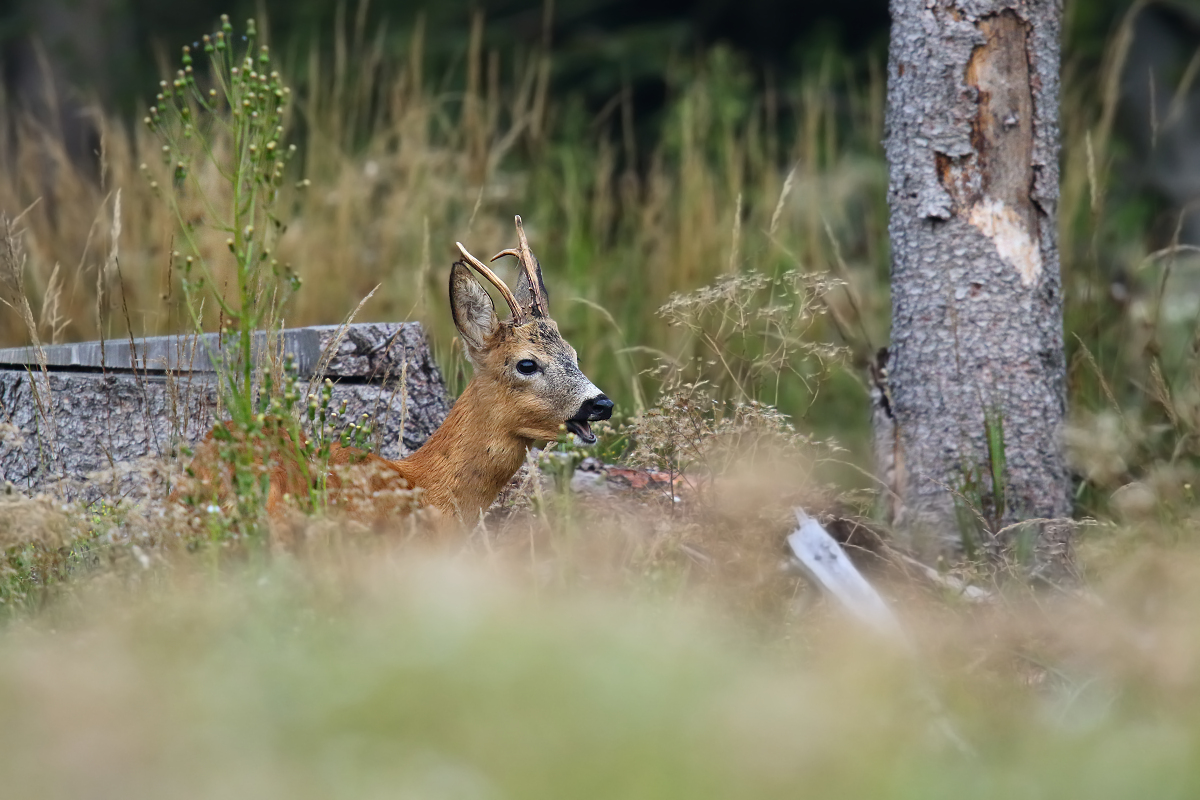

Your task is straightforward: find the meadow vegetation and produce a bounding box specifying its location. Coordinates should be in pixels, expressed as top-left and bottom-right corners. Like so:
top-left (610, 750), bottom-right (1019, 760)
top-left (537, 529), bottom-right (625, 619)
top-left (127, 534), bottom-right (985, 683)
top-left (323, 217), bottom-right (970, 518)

top-left (4, 3), bottom-right (1200, 795)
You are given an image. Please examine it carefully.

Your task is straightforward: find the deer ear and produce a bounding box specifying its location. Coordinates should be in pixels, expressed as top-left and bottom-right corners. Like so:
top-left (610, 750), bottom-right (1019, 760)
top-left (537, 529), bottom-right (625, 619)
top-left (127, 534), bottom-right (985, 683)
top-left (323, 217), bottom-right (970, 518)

top-left (450, 261), bottom-right (499, 363)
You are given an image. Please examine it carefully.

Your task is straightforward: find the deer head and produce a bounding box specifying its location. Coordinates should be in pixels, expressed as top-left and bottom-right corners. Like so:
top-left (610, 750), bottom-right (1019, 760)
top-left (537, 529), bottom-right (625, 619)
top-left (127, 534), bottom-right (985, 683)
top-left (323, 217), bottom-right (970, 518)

top-left (451, 216), bottom-right (613, 445)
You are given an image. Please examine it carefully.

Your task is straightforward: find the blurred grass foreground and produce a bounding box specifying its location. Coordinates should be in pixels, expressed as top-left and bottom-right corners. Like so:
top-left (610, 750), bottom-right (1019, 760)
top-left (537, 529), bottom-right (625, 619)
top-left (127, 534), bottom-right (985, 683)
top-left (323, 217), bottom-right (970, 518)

top-left (5, 541), bottom-right (1200, 798)
top-left (7, 0), bottom-right (1200, 795)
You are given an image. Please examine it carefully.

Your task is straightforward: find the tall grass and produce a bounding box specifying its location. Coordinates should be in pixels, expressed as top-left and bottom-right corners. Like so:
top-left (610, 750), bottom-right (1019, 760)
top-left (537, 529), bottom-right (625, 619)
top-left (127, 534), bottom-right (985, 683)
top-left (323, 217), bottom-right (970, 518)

top-left (1057, 2), bottom-right (1200, 521)
top-left (0, 18), bottom-right (889, 451)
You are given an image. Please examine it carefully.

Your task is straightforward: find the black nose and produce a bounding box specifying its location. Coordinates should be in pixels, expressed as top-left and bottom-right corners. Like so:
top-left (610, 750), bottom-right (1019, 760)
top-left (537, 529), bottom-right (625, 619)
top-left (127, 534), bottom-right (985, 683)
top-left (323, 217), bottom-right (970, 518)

top-left (580, 394), bottom-right (614, 422)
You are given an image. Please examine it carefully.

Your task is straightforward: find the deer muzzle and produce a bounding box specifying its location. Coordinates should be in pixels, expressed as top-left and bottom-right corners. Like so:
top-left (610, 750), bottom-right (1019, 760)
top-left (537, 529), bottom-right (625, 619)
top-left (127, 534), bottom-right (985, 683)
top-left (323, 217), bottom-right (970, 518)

top-left (565, 394), bottom-right (613, 445)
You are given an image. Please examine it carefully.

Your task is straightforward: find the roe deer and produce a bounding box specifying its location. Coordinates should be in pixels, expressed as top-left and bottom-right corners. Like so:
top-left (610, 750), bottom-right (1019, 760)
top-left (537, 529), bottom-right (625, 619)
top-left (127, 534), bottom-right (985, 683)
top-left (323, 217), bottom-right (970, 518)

top-left (184, 216), bottom-right (613, 524)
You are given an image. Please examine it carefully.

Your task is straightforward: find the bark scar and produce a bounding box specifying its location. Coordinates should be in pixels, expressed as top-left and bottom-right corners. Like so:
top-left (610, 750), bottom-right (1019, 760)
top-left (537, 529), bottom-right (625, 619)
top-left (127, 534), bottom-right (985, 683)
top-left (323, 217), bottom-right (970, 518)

top-left (967, 198), bottom-right (1042, 284)
top-left (938, 9), bottom-right (1043, 286)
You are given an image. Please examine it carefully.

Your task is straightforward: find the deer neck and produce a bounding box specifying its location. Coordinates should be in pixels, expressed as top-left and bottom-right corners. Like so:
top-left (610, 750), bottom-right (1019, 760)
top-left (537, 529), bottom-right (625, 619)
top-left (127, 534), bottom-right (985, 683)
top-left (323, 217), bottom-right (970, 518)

top-left (398, 378), bottom-right (532, 519)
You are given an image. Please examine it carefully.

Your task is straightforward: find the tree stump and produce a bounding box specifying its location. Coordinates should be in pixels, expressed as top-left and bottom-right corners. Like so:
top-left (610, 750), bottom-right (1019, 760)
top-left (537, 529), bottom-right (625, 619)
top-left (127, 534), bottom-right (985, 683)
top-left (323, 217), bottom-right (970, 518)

top-left (0, 323), bottom-right (450, 503)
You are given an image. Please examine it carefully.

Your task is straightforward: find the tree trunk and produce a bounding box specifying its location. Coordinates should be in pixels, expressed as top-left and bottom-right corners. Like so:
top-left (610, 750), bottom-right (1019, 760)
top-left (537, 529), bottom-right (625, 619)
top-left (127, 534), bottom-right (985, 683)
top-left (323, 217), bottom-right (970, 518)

top-left (880, 0), bottom-right (1070, 558)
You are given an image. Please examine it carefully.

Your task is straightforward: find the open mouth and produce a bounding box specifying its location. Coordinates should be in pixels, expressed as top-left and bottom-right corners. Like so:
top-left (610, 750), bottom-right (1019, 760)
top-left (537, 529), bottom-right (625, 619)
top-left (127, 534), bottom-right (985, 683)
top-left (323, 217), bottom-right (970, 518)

top-left (565, 419), bottom-right (597, 445)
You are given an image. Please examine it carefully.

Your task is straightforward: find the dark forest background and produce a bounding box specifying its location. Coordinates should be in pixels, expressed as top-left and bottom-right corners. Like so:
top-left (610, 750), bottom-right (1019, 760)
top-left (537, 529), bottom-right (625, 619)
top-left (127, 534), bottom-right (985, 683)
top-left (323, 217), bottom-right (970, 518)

top-left (0, 0), bottom-right (1138, 119)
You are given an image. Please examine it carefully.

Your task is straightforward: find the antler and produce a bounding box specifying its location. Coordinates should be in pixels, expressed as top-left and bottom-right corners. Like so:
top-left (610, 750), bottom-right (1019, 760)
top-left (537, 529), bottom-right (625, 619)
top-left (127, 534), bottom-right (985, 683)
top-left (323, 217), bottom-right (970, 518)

top-left (491, 215), bottom-right (548, 319)
top-left (455, 241), bottom-right (524, 323)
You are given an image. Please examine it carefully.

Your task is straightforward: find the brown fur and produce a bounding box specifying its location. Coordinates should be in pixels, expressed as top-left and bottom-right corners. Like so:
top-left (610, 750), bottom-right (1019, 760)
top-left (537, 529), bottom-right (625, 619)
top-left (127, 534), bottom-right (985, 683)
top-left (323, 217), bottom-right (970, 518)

top-left (182, 231), bottom-right (608, 527)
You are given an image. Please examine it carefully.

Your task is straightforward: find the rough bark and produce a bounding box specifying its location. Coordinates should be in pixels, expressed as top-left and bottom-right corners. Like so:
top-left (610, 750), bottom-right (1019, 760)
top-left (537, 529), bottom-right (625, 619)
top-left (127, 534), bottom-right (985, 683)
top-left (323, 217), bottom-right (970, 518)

top-left (0, 323), bottom-right (450, 504)
top-left (880, 0), bottom-right (1069, 557)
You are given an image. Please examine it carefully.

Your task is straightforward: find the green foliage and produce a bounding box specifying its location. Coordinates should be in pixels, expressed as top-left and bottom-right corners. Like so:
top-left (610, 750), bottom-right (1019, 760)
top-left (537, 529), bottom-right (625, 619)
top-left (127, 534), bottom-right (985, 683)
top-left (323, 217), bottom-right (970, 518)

top-left (950, 405), bottom-right (1010, 562)
top-left (143, 15), bottom-right (322, 534)
top-left (0, 493), bottom-right (118, 616)
top-left (984, 405), bottom-right (1007, 522)
top-left (145, 14), bottom-right (301, 418)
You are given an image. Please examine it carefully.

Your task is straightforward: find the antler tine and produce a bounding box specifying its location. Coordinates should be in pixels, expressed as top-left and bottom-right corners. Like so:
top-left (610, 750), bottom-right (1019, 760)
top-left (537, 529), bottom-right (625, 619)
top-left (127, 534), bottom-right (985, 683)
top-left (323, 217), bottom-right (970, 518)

top-left (490, 215), bottom-right (547, 318)
top-left (455, 242), bottom-right (524, 323)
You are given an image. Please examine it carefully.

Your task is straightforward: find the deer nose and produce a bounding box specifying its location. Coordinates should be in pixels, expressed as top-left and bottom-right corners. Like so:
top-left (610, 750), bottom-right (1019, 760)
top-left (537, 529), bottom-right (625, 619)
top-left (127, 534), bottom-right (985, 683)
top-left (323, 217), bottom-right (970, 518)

top-left (581, 395), bottom-right (614, 421)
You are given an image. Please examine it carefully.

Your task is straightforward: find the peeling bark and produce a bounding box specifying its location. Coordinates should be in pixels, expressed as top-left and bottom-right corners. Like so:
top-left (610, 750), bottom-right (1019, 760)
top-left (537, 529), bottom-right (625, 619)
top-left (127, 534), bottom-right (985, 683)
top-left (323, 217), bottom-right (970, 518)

top-left (881, 0), bottom-right (1069, 556)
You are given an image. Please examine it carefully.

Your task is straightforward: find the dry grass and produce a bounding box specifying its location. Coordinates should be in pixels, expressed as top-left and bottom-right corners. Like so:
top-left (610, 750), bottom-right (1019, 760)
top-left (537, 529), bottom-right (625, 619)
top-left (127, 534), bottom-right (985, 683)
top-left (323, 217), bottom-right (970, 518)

top-left (0, 28), bottom-right (888, 432)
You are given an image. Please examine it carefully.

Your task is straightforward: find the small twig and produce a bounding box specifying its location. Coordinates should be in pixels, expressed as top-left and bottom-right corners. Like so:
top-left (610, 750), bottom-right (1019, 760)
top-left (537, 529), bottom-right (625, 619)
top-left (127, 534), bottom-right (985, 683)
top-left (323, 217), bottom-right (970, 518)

top-left (893, 552), bottom-right (994, 604)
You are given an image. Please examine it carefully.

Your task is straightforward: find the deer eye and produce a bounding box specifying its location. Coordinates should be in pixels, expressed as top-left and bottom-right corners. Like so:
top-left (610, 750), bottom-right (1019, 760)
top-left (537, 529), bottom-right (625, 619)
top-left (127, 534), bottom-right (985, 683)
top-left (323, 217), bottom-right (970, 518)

top-left (516, 359), bottom-right (539, 376)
